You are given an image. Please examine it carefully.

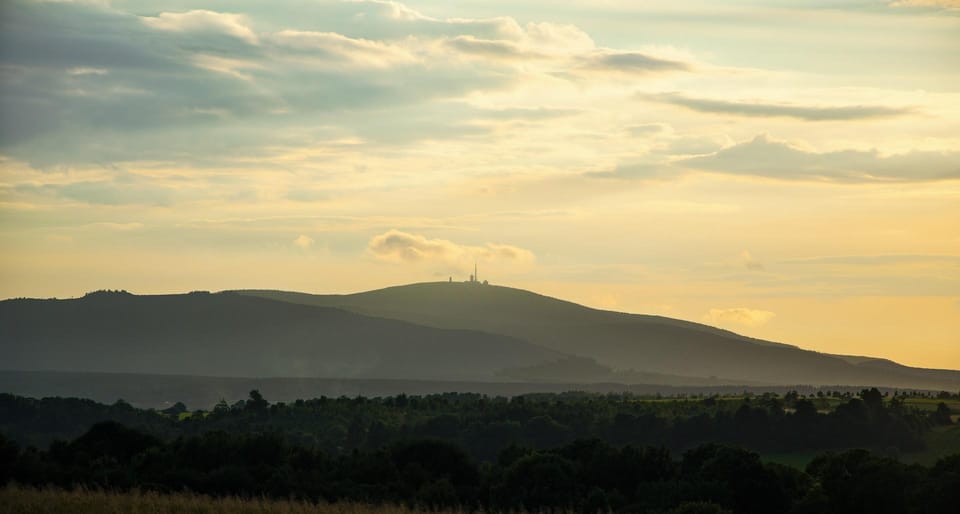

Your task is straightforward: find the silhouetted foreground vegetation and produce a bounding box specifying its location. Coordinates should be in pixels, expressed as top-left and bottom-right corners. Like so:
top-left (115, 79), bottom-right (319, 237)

top-left (2, 389), bottom-right (959, 512)
top-left (3, 422), bottom-right (960, 513)
top-left (2, 389), bottom-right (955, 458)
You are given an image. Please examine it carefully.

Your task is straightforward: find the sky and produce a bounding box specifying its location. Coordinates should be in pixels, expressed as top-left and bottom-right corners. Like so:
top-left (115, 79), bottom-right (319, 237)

top-left (1, 0), bottom-right (958, 369)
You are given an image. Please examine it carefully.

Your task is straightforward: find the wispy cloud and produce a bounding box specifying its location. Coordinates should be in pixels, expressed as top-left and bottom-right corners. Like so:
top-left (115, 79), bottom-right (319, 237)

top-left (580, 51), bottom-right (689, 74)
top-left (15, 175), bottom-right (178, 206)
top-left (890, 1), bottom-right (960, 8)
top-left (141, 10), bottom-right (260, 45)
top-left (648, 93), bottom-right (912, 121)
top-left (267, 30), bottom-right (415, 68)
top-left (684, 135), bottom-right (960, 182)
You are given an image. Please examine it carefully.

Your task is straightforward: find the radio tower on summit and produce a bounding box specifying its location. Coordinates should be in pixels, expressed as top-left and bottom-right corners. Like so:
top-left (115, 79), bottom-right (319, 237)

top-left (467, 260), bottom-right (487, 285)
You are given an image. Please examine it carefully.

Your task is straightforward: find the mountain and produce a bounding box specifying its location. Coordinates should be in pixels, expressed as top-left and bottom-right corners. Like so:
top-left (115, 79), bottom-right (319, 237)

top-left (239, 282), bottom-right (960, 390)
top-left (0, 290), bottom-right (562, 381)
top-left (3, 283), bottom-right (956, 391)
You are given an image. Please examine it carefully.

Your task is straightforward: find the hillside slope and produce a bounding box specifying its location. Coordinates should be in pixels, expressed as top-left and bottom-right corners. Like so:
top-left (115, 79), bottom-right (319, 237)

top-left (241, 283), bottom-right (960, 390)
top-left (0, 290), bottom-right (562, 381)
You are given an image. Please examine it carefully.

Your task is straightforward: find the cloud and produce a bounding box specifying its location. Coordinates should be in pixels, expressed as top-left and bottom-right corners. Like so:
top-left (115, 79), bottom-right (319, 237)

top-left (580, 50), bottom-right (689, 74)
top-left (684, 135), bottom-right (960, 183)
top-left (141, 10), bottom-right (259, 45)
top-left (367, 230), bottom-right (535, 270)
top-left (584, 161), bottom-right (670, 180)
top-left (67, 67), bottom-right (108, 76)
top-left (267, 30), bottom-right (415, 67)
top-left (286, 188), bottom-right (329, 203)
top-left (475, 107), bottom-right (580, 121)
top-left (87, 222), bottom-right (144, 231)
top-left (703, 308), bottom-right (776, 328)
top-left (648, 93), bottom-right (912, 121)
top-left (0, 0), bottom-right (703, 168)
top-left (0, 0), bottom-right (533, 166)
top-left (741, 250), bottom-right (764, 271)
top-left (190, 54), bottom-right (263, 81)
top-left (780, 254), bottom-right (960, 266)
top-left (890, 1), bottom-right (960, 7)
top-left (627, 123), bottom-right (669, 136)
top-left (293, 234), bottom-right (314, 249)
top-left (444, 36), bottom-right (538, 60)
top-left (16, 175), bottom-right (177, 206)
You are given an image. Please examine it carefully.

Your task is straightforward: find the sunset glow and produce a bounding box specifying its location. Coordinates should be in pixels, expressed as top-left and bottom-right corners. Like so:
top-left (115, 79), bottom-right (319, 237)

top-left (2, 0), bottom-right (958, 368)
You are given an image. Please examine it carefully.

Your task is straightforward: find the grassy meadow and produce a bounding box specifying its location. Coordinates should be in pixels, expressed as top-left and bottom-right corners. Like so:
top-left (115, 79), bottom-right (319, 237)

top-left (0, 485), bottom-right (472, 514)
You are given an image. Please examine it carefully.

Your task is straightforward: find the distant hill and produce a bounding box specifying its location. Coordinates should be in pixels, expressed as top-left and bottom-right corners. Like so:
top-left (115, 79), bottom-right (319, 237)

top-left (240, 282), bottom-right (960, 390)
top-left (0, 290), bottom-right (562, 381)
top-left (2, 284), bottom-right (957, 391)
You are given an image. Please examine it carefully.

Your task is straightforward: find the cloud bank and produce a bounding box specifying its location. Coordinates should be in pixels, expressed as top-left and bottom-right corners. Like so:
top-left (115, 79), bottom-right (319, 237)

top-left (0, 0), bottom-right (691, 167)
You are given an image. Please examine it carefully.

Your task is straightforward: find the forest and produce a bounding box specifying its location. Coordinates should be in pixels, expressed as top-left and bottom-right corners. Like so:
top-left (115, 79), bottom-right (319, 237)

top-left (2, 389), bottom-right (959, 512)
top-left (2, 389), bottom-right (955, 458)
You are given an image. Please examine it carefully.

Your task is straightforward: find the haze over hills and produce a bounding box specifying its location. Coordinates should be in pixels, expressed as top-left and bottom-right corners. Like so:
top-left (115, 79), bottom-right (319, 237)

top-left (240, 282), bottom-right (960, 391)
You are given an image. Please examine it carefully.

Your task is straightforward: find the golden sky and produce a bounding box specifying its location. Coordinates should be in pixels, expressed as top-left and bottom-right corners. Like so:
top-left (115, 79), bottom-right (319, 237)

top-left (1, 0), bottom-right (958, 369)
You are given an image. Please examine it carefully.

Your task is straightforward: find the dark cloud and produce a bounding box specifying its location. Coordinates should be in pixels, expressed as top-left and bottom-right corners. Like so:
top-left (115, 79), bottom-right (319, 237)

top-left (648, 93), bottom-right (912, 121)
top-left (0, 0), bottom-right (520, 167)
top-left (684, 135), bottom-right (960, 182)
top-left (0, 1), bottom-right (178, 71)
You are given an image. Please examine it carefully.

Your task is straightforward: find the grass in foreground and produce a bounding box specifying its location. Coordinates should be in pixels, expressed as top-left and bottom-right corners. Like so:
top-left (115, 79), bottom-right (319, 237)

top-left (0, 485), bottom-right (471, 514)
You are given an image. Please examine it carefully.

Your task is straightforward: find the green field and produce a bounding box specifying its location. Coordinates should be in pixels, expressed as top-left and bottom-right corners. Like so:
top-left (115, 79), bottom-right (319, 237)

top-left (903, 397), bottom-right (960, 412)
top-left (764, 423), bottom-right (960, 469)
top-left (902, 425), bottom-right (960, 466)
top-left (763, 401), bottom-right (960, 470)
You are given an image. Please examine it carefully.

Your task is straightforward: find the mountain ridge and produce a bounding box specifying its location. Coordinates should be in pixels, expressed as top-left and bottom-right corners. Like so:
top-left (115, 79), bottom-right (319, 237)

top-left (0, 290), bottom-right (561, 382)
top-left (236, 282), bottom-right (960, 390)
top-left (2, 283), bottom-right (957, 391)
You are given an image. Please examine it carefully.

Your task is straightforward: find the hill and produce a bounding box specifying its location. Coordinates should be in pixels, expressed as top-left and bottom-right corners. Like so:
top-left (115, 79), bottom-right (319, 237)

top-left (0, 290), bottom-right (561, 382)
top-left (240, 282), bottom-right (960, 390)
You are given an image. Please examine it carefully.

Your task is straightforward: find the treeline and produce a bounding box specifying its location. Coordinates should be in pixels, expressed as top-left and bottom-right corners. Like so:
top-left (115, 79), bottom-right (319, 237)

top-left (1, 389), bottom-right (952, 460)
top-left (2, 421), bottom-right (959, 514)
